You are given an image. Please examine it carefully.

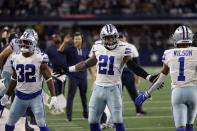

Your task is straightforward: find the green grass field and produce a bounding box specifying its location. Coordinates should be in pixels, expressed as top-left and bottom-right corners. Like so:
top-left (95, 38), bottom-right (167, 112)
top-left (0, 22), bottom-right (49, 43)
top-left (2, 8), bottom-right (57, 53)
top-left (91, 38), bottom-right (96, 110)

top-left (45, 67), bottom-right (197, 131)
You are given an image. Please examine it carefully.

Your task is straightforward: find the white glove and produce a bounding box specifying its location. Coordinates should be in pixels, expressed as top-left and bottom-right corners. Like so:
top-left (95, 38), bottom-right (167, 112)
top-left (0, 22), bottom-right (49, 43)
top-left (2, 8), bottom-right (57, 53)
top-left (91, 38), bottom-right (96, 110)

top-left (49, 96), bottom-right (60, 112)
top-left (1, 94), bottom-right (9, 106)
top-left (52, 72), bottom-right (67, 83)
top-left (0, 79), bottom-right (5, 93)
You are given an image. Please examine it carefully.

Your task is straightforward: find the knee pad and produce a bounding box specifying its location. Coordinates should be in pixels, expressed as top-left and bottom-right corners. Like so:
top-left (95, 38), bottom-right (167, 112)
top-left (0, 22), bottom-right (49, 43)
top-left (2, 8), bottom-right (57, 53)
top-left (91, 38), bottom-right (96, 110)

top-left (90, 123), bottom-right (101, 131)
top-left (114, 123), bottom-right (125, 131)
top-left (5, 124), bottom-right (15, 131)
top-left (39, 125), bottom-right (50, 131)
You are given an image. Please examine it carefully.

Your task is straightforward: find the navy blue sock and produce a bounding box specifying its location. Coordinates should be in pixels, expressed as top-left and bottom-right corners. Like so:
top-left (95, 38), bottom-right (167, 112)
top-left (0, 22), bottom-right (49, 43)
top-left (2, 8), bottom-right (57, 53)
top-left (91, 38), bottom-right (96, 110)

top-left (5, 124), bottom-right (15, 131)
top-left (186, 125), bottom-right (194, 131)
top-left (39, 126), bottom-right (50, 131)
top-left (186, 127), bottom-right (194, 131)
top-left (90, 123), bottom-right (101, 131)
top-left (114, 123), bottom-right (125, 131)
top-left (176, 128), bottom-right (185, 131)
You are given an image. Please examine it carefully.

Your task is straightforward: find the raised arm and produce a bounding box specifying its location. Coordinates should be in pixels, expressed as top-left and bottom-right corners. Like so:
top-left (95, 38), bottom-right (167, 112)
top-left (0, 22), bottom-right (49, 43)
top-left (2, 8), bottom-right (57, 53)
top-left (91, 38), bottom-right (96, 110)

top-left (0, 46), bottom-right (13, 64)
top-left (58, 34), bottom-right (72, 53)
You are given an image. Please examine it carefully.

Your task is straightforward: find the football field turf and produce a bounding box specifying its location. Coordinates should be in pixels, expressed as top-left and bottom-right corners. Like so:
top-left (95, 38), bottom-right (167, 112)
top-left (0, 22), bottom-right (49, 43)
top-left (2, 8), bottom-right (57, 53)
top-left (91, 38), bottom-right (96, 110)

top-left (45, 67), bottom-right (197, 131)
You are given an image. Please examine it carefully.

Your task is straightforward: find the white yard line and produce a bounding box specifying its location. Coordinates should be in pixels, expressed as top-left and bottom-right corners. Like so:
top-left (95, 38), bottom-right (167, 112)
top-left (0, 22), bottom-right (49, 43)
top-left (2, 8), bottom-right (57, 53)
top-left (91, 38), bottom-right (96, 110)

top-left (47, 125), bottom-right (197, 131)
top-left (73, 100), bottom-right (170, 106)
top-left (125, 126), bottom-right (197, 130)
top-left (48, 115), bottom-right (173, 121)
top-left (70, 106), bottom-right (171, 112)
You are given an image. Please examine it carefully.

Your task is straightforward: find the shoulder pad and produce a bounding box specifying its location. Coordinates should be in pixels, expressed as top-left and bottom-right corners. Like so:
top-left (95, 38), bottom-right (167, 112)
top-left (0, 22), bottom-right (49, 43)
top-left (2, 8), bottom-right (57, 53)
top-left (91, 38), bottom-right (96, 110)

top-left (94, 40), bottom-right (102, 45)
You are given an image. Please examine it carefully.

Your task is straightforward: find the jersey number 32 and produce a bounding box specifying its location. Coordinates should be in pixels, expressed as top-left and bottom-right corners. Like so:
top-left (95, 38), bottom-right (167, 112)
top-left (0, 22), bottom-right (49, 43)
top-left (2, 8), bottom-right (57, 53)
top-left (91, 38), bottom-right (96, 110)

top-left (16, 64), bottom-right (36, 82)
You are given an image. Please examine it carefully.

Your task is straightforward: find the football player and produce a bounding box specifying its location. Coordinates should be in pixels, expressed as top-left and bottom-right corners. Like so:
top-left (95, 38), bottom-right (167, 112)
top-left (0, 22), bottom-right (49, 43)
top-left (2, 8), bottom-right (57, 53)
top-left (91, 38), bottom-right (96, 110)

top-left (0, 29), bottom-right (59, 131)
top-left (135, 25), bottom-right (197, 131)
top-left (60, 24), bottom-right (158, 131)
top-left (0, 29), bottom-right (39, 131)
top-left (0, 31), bottom-right (21, 114)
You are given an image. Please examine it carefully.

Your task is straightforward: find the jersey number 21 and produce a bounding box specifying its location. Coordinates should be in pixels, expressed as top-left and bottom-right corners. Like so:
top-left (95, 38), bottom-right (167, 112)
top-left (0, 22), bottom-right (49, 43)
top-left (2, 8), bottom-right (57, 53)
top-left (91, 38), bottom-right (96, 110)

top-left (98, 55), bottom-right (114, 75)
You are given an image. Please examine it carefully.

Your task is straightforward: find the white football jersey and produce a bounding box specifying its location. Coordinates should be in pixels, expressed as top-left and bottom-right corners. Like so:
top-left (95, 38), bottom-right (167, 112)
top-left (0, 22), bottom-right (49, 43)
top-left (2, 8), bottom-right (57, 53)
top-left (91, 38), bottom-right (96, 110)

top-left (11, 51), bottom-right (49, 94)
top-left (162, 47), bottom-right (197, 88)
top-left (127, 43), bottom-right (139, 58)
top-left (90, 40), bottom-right (133, 86)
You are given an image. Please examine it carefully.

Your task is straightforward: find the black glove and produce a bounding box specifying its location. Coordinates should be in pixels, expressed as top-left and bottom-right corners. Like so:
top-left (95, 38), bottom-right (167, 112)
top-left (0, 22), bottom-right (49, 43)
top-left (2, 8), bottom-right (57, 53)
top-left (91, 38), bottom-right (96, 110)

top-left (149, 73), bottom-right (159, 83)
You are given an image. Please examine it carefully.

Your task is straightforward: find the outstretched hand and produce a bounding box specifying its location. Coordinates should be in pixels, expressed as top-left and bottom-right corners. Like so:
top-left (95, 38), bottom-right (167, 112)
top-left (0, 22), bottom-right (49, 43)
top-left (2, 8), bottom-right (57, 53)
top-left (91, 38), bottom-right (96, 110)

top-left (135, 91), bottom-right (150, 106)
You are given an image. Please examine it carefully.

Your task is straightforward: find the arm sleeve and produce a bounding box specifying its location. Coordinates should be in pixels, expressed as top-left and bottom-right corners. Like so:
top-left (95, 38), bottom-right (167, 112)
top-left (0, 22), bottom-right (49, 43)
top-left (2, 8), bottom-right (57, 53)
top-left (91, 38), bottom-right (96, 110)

top-left (126, 59), bottom-right (149, 79)
top-left (133, 57), bottom-right (140, 65)
top-left (147, 73), bottom-right (166, 94)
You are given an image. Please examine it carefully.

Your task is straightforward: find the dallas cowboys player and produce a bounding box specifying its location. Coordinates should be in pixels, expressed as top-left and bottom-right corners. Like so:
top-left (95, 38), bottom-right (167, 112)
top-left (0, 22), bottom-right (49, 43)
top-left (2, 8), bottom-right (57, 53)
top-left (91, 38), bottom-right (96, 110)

top-left (60, 24), bottom-right (158, 131)
top-left (135, 25), bottom-right (197, 131)
top-left (0, 30), bottom-right (58, 131)
top-left (0, 32), bottom-right (20, 115)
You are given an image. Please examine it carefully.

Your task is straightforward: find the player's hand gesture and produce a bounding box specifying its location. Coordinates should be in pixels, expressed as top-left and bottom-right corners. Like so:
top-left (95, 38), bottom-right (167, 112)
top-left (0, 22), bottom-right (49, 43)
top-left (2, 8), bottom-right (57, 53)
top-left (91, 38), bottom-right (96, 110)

top-left (1, 94), bottom-right (9, 106)
top-left (148, 74), bottom-right (165, 89)
top-left (135, 91), bottom-right (150, 106)
top-left (149, 74), bottom-right (159, 83)
top-left (63, 34), bottom-right (72, 45)
top-left (49, 96), bottom-right (60, 112)
top-left (0, 93), bottom-right (6, 117)
top-left (0, 79), bottom-right (5, 93)
top-left (52, 71), bottom-right (67, 83)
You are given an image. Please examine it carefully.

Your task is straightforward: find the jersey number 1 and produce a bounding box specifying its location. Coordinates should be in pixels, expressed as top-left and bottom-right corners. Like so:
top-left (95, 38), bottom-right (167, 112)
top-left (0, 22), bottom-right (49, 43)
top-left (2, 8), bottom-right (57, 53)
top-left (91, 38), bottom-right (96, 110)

top-left (178, 57), bottom-right (185, 81)
top-left (98, 55), bottom-right (114, 75)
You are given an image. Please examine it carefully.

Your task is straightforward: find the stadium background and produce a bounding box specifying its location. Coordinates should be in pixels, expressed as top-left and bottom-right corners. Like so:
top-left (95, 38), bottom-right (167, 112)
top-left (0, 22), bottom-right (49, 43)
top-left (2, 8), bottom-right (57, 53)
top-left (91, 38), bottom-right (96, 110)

top-left (0, 0), bottom-right (197, 130)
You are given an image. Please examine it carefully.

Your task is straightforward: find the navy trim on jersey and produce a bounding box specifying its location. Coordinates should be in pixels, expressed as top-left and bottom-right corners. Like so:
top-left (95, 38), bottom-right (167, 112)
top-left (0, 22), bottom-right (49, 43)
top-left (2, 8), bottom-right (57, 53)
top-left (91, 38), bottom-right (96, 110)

top-left (15, 90), bottom-right (42, 100)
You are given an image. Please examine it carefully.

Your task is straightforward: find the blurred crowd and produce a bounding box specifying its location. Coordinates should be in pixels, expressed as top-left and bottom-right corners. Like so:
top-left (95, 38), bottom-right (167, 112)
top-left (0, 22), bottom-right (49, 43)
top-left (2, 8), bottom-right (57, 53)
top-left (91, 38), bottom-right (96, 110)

top-left (0, 0), bottom-right (196, 16)
top-left (0, 24), bottom-right (197, 52)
